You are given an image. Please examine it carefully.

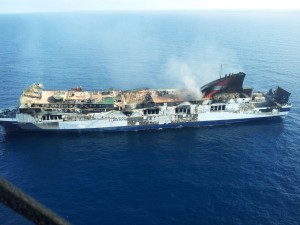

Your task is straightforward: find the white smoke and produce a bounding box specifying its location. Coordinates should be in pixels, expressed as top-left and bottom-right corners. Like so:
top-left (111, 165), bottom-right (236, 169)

top-left (165, 58), bottom-right (203, 100)
top-left (164, 46), bottom-right (244, 100)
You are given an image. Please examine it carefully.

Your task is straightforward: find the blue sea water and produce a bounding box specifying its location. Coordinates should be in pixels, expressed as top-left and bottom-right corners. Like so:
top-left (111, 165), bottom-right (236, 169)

top-left (0, 11), bottom-right (300, 225)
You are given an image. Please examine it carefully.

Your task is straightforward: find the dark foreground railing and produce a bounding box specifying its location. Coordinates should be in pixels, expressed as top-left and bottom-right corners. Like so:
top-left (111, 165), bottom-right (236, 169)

top-left (0, 177), bottom-right (71, 225)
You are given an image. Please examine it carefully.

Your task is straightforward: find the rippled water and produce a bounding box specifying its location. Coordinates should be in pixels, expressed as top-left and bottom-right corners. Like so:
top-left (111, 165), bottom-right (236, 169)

top-left (0, 11), bottom-right (300, 225)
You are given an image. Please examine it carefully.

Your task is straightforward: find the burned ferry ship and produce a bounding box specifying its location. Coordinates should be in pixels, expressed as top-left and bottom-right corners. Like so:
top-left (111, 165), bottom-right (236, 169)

top-left (0, 72), bottom-right (292, 132)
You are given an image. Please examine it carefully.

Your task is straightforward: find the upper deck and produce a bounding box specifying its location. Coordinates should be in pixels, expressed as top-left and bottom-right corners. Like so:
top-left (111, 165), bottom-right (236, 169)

top-left (18, 72), bottom-right (291, 113)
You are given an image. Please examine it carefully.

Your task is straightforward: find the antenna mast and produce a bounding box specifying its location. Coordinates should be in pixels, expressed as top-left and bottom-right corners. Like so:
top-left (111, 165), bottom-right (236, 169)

top-left (219, 64), bottom-right (222, 79)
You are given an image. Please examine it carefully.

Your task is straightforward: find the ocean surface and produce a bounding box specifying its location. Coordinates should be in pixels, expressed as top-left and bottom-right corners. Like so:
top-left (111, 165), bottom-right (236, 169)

top-left (0, 11), bottom-right (300, 225)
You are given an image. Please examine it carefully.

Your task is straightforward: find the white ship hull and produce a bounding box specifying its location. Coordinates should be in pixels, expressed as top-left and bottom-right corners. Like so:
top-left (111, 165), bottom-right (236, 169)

top-left (0, 72), bottom-right (292, 132)
top-left (0, 105), bottom-right (291, 132)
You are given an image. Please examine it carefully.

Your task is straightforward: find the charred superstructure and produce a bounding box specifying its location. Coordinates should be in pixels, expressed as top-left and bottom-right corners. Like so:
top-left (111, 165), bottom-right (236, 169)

top-left (201, 72), bottom-right (246, 98)
top-left (0, 72), bottom-right (292, 132)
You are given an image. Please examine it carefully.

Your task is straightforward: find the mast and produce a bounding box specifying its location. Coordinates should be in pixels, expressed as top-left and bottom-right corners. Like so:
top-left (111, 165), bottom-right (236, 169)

top-left (219, 64), bottom-right (222, 79)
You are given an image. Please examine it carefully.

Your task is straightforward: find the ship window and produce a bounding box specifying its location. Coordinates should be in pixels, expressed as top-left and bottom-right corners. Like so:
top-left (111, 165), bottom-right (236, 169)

top-left (145, 109), bottom-right (159, 115)
top-left (187, 109), bottom-right (191, 114)
top-left (218, 105), bottom-right (221, 111)
top-left (222, 105), bottom-right (225, 110)
top-left (175, 108), bottom-right (178, 113)
top-left (214, 106), bottom-right (218, 111)
top-left (210, 106), bottom-right (214, 111)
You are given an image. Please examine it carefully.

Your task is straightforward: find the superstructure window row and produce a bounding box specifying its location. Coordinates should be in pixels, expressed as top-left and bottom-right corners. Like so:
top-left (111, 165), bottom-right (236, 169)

top-left (143, 109), bottom-right (159, 115)
top-left (175, 108), bottom-right (191, 114)
top-left (210, 105), bottom-right (226, 112)
top-left (42, 115), bottom-right (62, 120)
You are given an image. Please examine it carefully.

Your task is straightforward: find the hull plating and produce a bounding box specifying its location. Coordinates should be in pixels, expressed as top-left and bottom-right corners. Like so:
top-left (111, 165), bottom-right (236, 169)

top-left (0, 72), bottom-right (291, 133)
top-left (1, 114), bottom-right (285, 133)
